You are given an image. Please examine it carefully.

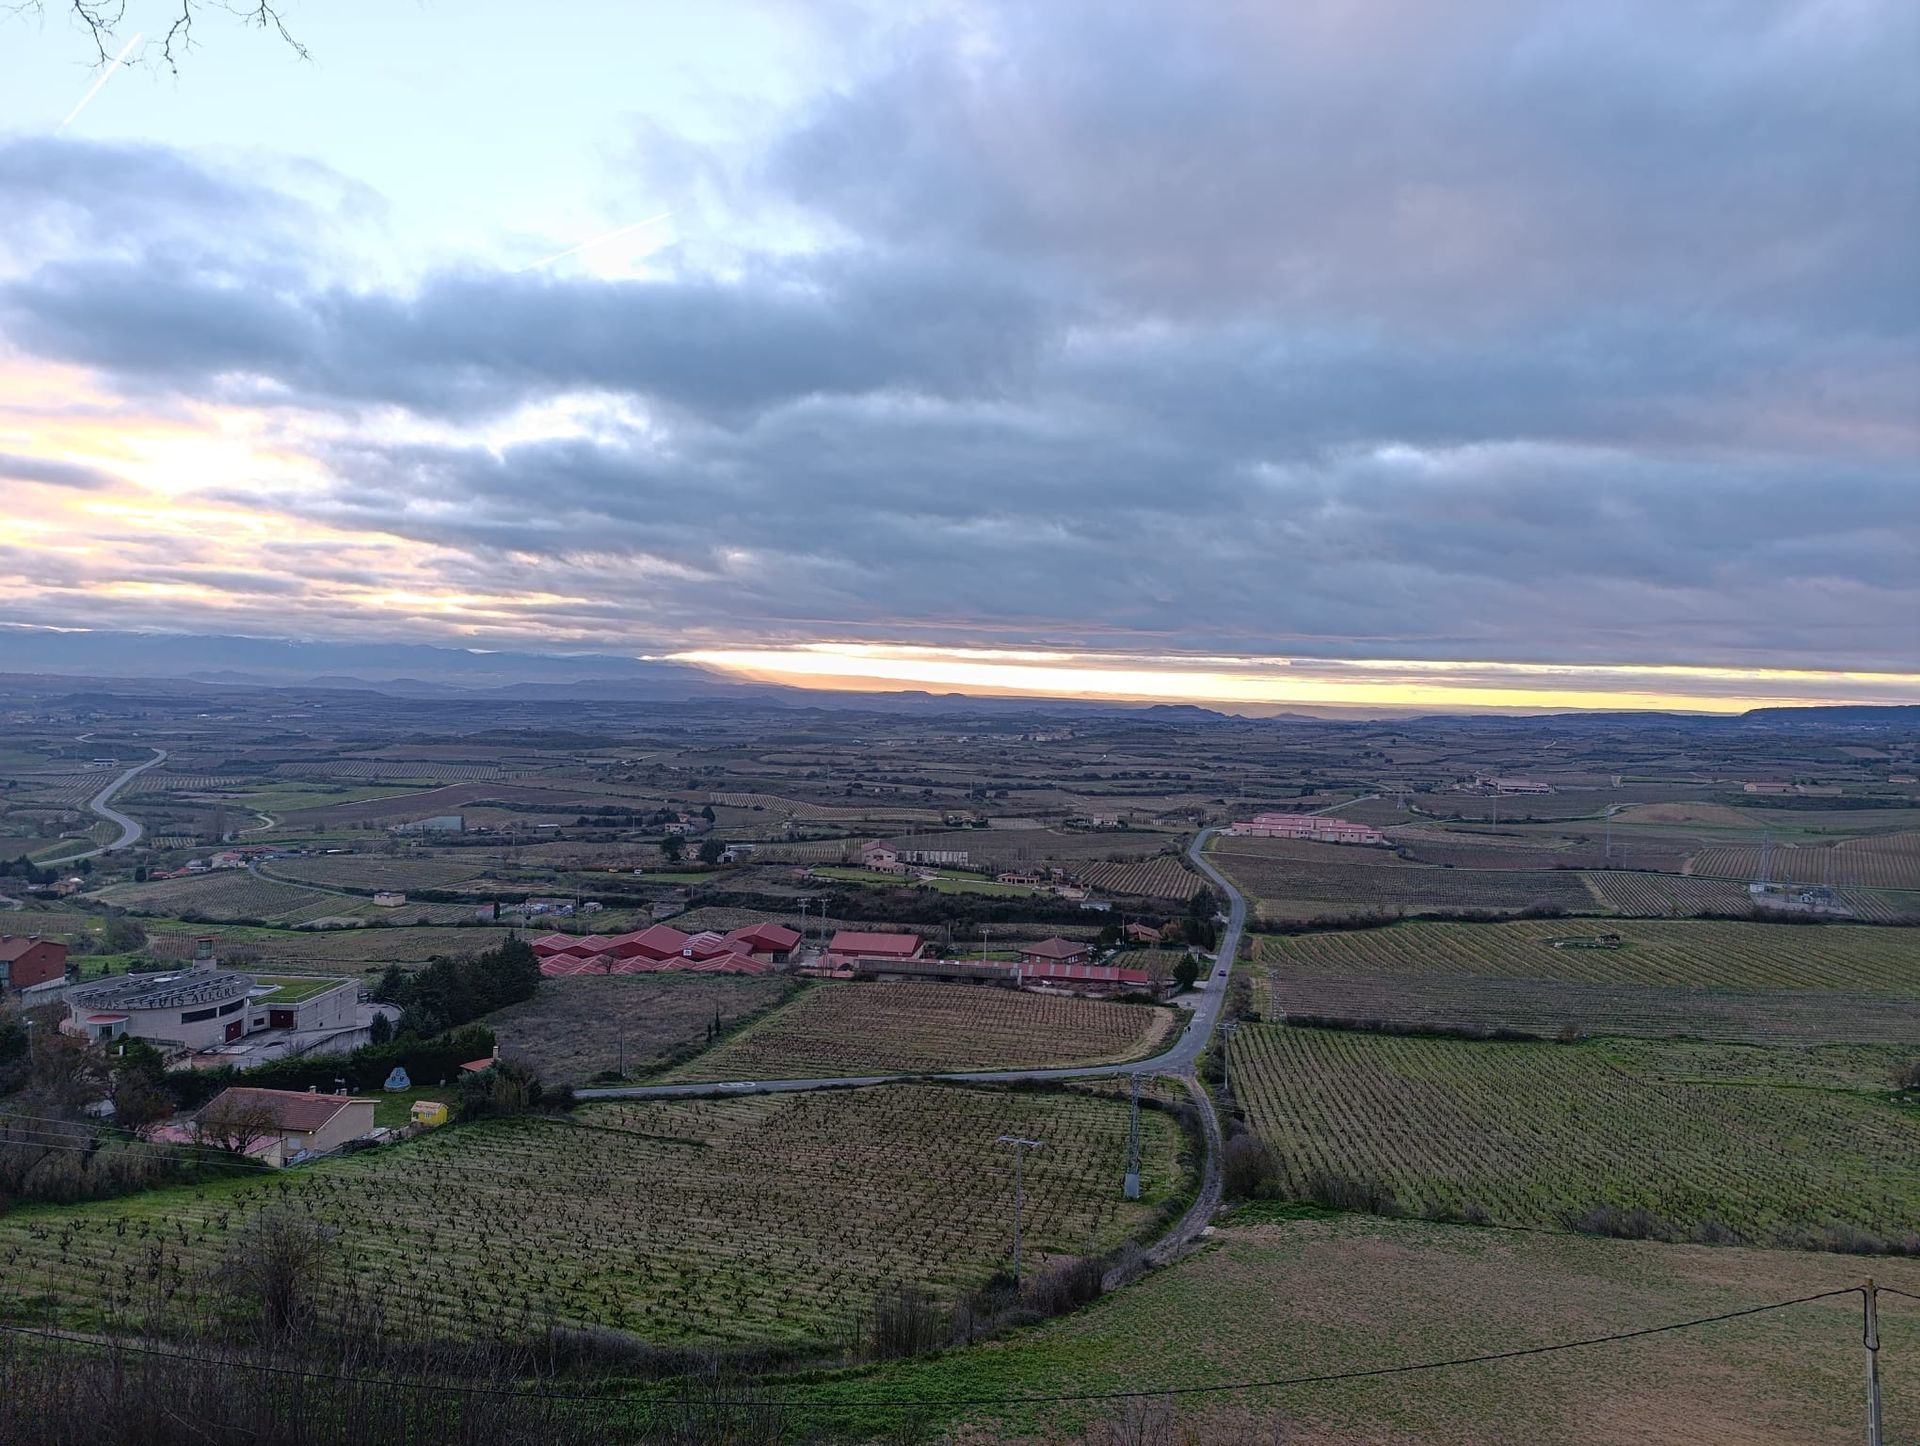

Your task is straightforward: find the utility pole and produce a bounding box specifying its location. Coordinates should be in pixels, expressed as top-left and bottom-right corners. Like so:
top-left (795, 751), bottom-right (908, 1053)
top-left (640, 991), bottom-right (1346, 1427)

top-left (1123, 1074), bottom-right (1142, 1200)
top-left (1865, 1278), bottom-right (1883, 1446)
top-left (996, 1135), bottom-right (1043, 1286)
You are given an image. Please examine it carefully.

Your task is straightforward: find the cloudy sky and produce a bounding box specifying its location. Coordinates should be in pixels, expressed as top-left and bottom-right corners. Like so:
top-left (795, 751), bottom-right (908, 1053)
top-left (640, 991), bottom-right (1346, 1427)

top-left (2, 0), bottom-right (1915, 712)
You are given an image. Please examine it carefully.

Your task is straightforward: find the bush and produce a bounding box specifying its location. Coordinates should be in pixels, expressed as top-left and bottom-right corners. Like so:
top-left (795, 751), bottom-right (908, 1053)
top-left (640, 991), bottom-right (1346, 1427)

top-left (1222, 1133), bottom-right (1281, 1199)
top-left (1566, 1200), bottom-right (1675, 1241)
top-left (1298, 1167), bottom-right (1402, 1217)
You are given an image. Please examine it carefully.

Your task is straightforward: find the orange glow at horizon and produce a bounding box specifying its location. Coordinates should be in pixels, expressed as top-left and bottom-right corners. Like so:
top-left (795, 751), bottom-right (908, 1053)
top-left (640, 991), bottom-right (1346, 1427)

top-left (672, 645), bottom-right (1920, 714)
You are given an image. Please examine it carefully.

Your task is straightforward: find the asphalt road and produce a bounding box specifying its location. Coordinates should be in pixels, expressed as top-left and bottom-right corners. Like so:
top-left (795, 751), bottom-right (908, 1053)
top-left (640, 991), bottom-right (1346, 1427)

top-left (63, 748), bottom-right (167, 862)
top-left (578, 826), bottom-right (1245, 1101)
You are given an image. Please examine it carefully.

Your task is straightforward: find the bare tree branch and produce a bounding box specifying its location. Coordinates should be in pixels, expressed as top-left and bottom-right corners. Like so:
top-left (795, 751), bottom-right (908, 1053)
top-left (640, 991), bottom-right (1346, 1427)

top-left (5, 0), bottom-right (307, 71)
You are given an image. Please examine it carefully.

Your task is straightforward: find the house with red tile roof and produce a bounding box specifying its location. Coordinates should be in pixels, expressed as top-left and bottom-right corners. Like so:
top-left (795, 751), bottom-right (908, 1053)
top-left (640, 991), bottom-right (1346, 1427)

top-left (825, 930), bottom-right (925, 965)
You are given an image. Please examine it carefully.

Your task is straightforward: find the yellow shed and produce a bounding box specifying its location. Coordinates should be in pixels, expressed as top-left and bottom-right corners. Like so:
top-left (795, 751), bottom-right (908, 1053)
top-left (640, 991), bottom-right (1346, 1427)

top-left (410, 1100), bottom-right (450, 1127)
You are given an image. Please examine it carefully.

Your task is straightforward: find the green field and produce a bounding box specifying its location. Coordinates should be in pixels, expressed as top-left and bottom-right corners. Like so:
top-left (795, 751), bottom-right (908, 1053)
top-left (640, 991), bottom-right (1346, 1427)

top-left (0, 1084), bottom-right (1183, 1346)
top-left (661, 980), bottom-right (1177, 1081)
top-left (1257, 917), bottom-right (1920, 990)
top-left (790, 1215), bottom-right (1920, 1444)
top-left (1230, 1026), bottom-right (1920, 1245)
top-left (248, 974), bottom-right (345, 1003)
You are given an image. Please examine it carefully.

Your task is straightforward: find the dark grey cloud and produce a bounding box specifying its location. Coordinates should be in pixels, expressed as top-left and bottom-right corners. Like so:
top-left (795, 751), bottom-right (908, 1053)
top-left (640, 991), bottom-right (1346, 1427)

top-left (0, 451), bottom-right (117, 489)
top-left (0, 1), bottom-right (1914, 675)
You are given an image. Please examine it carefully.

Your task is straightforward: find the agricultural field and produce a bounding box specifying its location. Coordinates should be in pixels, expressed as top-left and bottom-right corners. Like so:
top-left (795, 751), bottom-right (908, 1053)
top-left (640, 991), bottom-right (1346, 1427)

top-left (0, 1084), bottom-right (1184, 1346)
top-left (662, 981), bottom-right (1177, 1081)
top-left (263, 856), bottom-right (488, 892)
top-left (1265, 972), bottom-right (1920, 1046)
top-left (88, 871), bottom-right (329, 923)
top-left (1256, 917), bottom-right (1920, 992)
top-left (1579, 870), bottom-right (1753, 915)
top-left (142, 923), bottom-right (513, 972)
top-left (1076, 856), bottom-right (1197, 899)
top-left (487, 973), bottom-right (798, 1083)
top-left (1692, 835), bottom-right (1920, 891)
top-left (827, 1215), bottom-right (1920, 1445)
top-left (1210, 839), bottom-right (1596, 920)
top-left (1231, 1026), bottom-right (1920, 1244)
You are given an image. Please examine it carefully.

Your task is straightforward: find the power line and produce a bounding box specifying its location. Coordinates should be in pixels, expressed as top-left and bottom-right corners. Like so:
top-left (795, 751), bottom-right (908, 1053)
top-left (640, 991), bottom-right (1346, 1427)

top-left (0, 1287), bottom-right (1865, 1413)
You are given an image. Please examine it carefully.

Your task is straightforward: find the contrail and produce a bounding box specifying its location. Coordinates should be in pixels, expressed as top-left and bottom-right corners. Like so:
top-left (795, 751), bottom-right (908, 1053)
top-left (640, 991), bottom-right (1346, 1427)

top-left (59, 32), bottom-right (141, 132)
top-left (514, 212), bottom-right (673, 273)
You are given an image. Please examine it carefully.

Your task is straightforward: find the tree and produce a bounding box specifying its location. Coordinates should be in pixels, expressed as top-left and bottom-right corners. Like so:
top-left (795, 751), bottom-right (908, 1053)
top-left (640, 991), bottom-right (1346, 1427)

top-left (700, 804), bottom-right (716, 823)
top-left (367, 1012), bottom-right (393, 1046)
top-left (19, 1), bottom-right (308, 71)
top-left (222, 1209), bottom-right (336, 1342)
top-left (1172, 954), bottom-right (1201, 991)
top-left (697, 837), bottom-right (725, 865)
top-left (661, 834), bottom-right (685, 863)
top-left (193, 1094), bottom-right (282, 1158)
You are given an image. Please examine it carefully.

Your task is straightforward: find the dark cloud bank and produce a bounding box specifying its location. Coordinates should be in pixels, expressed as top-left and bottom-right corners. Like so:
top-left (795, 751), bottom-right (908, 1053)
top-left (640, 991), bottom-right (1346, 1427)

top-left (2, 0), bottom-right (1914, 671)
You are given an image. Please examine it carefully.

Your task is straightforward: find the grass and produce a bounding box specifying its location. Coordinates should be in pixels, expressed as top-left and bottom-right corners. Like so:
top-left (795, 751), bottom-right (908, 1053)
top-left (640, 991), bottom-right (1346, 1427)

top-left (1229, 1026), bottom-right (1920, 1245)
top-left (661, 980), bottom-right (1178, 1082)
top-left (247, 974), bottom-right (346, 1003)
top-left (0, 1083), bottom-right (1184, 1346)
top-left (1257, 917), bottom-right (1920, 990)
top-left (486, 973), bottom-right (797, 1084)
top-left (772, 1214), bottom-right (1920, 1443)
top-left (369, 1085), bottom-right (458, 1129)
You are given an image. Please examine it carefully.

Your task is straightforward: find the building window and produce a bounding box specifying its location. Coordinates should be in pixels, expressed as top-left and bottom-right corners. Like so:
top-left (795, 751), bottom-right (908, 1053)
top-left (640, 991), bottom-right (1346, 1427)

top-left (218, 999), bottom-right (244, 1016)
top-left (180, 1006), bottom-right (217, 1023)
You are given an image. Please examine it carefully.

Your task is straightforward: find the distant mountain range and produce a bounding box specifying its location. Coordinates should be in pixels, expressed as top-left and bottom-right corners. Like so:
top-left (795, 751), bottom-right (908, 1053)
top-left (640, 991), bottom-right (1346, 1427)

top-left (0, 627), bottom-right (1912, 728)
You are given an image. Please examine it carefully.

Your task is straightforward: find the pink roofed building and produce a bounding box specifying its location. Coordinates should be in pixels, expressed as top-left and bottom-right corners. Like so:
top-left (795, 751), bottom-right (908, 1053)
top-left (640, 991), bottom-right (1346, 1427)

top-left (825, 930), bottom-right (925, 966)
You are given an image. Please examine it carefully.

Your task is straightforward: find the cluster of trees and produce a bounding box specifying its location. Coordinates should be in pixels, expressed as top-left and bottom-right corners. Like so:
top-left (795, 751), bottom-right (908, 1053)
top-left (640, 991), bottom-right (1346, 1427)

top-left (370, 939), bottom-right (539, 1037)
top-left (0, 855), bottom-right (82, 886)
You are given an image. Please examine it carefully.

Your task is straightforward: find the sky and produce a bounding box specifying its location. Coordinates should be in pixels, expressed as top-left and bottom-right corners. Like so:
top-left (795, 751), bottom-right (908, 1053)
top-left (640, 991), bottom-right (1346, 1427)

top-left (1, 0), bottom-right (1916, 714)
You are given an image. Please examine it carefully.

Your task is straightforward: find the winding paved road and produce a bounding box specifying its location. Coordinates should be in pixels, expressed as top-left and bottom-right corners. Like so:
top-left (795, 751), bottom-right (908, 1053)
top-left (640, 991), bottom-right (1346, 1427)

top-left (62, 748), bottom-right (166, 862)
top-left (575, 827), bottom-right (1247, 1259)
top-left (579, 827), bottom-right (1244, 1101)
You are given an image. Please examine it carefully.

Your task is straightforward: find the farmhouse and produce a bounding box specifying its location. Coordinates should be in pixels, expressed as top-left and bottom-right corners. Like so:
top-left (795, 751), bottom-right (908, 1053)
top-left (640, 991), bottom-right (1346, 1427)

top-left (195, 1086), bottom-right (377, 1166)
top-left (997, 869), bottom-right (1045, 886)
top-left (858, 841), bottom-right (907, 873)
top-left (1481, 777), bottom-right (1554, 795)
top-left (372, 891), bottom-right (407, 907)
top-left (1227, 813), bottom-right (1388, 846)
top-left (1123, 922), bottom-right (1165, 945)
top-left (826, 930), bottom-right (926, 966)
top-left (1016, 937), bottom-right (1094, 969)
top-left (0, 934), bottom-right (68, 993)
top-left (897, 846), bottom-right (970, 867)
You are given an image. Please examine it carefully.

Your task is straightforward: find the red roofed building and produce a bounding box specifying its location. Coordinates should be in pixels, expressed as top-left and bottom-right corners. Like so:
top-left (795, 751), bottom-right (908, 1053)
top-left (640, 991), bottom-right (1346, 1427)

top-left (1016, 937), bottom-right (1094, 969)
top-left (680, 931), bottom-right (735, 961)
top-left (194, 1086), bottom-right (376, 1165)
top-left (1017, 959), bottom-right (1162, 997)
top-left (615, 924), bottom-right (694, 961)
top-left (724, 922), bottom-right (801, 961)
top-left (826, 930), bottom-right (925, 966)
top-left (0, 934), bottom-right (68, 993)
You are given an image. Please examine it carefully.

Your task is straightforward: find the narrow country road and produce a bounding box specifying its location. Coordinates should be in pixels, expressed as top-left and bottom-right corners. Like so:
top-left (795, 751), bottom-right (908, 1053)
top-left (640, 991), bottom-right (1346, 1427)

top-left (576, 827), bottom-right (1248, 1258)
top-left (579, 826), bottom-right (1244, 1100)
top-left (62, 748), bottom-right (166, 862)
